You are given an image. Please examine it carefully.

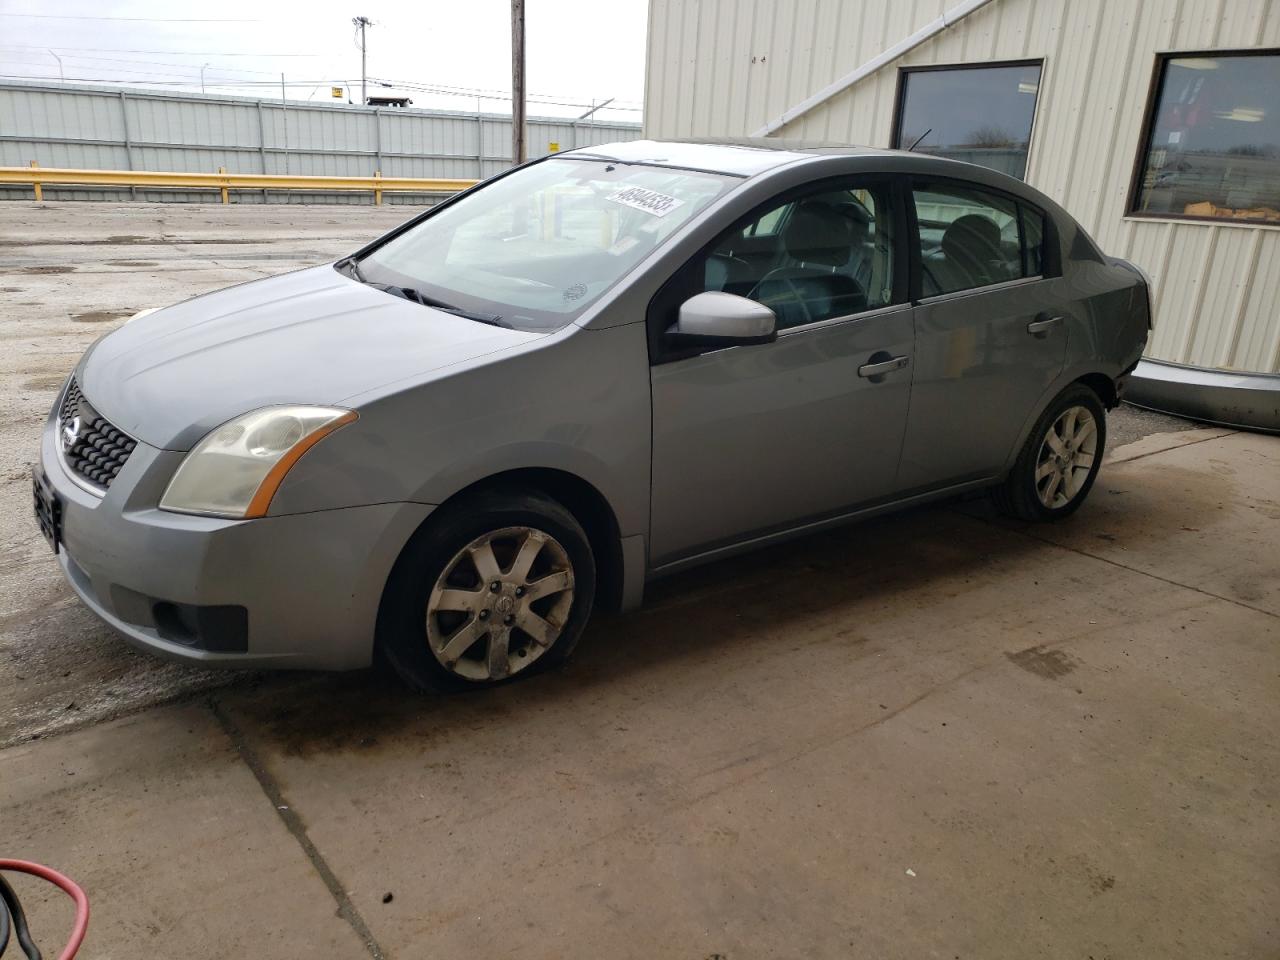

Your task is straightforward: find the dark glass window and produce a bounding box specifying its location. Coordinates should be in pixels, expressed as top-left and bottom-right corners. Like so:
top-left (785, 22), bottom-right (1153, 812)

top-left (913, 183), bottom-right (1043, 296)
top-left (893, 62), bottom-right (1043, 180)
top-left (1021, 205), bottom-right (1045, 275)
top-left (1131, 52), bottom-right (1280, 224)
top-left (700, 183), bottom-right (896, 329)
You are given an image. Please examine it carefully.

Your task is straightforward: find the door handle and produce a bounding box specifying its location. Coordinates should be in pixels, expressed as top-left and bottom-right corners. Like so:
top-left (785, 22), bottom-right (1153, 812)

top-left (857, 355), bottom-right (910, 378)
top-left (1027, 315), bottom-right (1063, 336)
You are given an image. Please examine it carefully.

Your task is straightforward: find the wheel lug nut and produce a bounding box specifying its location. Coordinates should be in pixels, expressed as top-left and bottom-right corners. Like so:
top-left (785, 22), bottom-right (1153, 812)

top-left (478, 609), bottom-right (490, 620)
top-left (489, 581), bottom-right (500, 592)
top-left (503, 614), bottom-right (514, 626)
top-left (514, 586), bottom-right (525, 598)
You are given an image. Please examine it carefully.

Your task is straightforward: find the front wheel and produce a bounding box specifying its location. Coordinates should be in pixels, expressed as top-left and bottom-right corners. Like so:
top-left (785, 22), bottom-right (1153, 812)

top-left (993, 384), bottom-right (1107, 522)
top-left (378, 489), bottom-right (596, 692)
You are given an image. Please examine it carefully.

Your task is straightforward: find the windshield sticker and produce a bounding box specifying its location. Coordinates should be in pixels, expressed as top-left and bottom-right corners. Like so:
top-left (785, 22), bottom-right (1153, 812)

top-left (606, 186), bottom-right (685, 218)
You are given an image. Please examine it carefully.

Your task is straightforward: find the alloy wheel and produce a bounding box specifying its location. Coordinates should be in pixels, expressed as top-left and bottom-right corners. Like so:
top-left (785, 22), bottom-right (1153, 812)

top-left (1035, 405), bottom-right (1098, 509)
top-left (425, 526), bottom-right (575, 681)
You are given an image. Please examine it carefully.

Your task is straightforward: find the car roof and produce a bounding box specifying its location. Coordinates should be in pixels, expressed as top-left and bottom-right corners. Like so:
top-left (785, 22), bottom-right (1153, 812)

top-left (556, 137), bottom-right (1097, 260)
top-left (563, 138), bottom-right (898, 178)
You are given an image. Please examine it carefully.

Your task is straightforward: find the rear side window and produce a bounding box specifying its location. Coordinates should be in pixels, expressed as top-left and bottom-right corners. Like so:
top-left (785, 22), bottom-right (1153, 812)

top-left (912, 182), bottom-right (1044, 296)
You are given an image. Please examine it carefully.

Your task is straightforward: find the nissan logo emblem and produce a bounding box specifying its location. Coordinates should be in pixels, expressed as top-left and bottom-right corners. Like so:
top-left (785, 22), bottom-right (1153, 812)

top-left (60, 414), bottom-right (82, 454)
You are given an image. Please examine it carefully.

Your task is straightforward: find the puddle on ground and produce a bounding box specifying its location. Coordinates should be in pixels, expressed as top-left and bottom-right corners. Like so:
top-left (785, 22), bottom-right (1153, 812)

top-left (1006, 645), bottom-right (1079, 680)
top-left (72, 309), bottom-right (134, 323)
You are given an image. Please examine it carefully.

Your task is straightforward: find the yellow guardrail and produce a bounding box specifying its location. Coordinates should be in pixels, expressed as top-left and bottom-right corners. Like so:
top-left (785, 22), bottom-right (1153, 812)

top-left (0, 163), bottom-right (477, 204)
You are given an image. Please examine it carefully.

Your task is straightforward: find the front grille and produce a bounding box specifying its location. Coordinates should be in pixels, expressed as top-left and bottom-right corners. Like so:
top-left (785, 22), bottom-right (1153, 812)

top-left (57, 377), bottom-right (137, 491)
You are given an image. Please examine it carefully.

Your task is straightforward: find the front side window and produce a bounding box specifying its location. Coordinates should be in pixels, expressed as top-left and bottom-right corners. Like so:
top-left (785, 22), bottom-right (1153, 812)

top-left (892, 62), bottom-right (1043, 180)
top-left (1131, 51), bottom-right (1280, 224)
top-left (698, 183), bottom-right (896, 330)
top-left (913, 183), bottom-right (1043, 296)
top-left (359, 158), bottom-right (736, 331)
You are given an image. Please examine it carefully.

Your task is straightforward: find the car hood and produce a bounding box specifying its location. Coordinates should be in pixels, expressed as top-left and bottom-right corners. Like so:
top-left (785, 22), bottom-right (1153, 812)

top-left (79, 264), bottom-right (543, 450)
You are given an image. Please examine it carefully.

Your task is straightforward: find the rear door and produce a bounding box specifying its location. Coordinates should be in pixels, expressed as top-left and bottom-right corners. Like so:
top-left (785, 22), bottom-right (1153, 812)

top-left (897, 179), bottom-right (1067, 490)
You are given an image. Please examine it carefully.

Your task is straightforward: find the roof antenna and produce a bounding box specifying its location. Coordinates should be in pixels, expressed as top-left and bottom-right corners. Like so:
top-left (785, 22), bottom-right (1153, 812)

top-left (906, 128), bottom-right (932, 152)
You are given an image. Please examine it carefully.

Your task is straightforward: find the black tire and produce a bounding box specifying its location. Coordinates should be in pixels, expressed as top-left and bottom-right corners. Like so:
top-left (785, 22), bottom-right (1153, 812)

top-left (993, 383), bottom-right (1107, 522)
top-left (377, 487), bottom-right (596, 693)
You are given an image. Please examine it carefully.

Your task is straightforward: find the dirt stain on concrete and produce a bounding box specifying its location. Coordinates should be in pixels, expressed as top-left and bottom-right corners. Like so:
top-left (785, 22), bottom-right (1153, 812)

top-left (72, 309), bottom-right (134, 323)
top-left (1006, 645), bottom-right (1079, 680)
top-left (18, 265), bottom-right (75, 275)
top-left (22, 375), bottom-right (66, 391)
top-left (1089, 869), bottom-right (1117, 895)
top-left (106, 259), bottom-right (160, 267)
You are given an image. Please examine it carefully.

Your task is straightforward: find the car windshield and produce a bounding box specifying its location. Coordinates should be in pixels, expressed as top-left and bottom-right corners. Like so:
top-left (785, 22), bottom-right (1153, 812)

top-left (355, 158), bottom-right (737, 331)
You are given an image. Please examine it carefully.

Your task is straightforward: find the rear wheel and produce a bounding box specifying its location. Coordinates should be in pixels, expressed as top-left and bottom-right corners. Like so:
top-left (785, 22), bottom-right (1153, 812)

top-left (993, 384), bottom-right (1106, 522)
top-left (378, 489), bottom-right (596, 692)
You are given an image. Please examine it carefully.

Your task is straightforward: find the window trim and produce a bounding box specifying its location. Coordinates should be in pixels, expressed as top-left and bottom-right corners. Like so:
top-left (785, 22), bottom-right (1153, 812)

top-left (1126, 47), bottom-right (1280, 227)
top-left (904, 175), bottom-right (1056, 304)
top-left (914, 274), bottom-right (1042, 308)
top-left (645, 173), bottom-right (911, 365)
top-left (890, 58), bottom-right (1045, 180)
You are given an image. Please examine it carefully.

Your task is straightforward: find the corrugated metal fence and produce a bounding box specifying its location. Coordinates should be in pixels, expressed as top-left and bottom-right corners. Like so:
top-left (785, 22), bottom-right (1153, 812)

top-left (0, 80), bottom-right (642, 204)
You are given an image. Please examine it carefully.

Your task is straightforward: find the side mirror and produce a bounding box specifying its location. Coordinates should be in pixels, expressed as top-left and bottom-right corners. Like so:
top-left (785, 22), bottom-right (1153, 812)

top-left (665, 292), bottom-right (777, 349)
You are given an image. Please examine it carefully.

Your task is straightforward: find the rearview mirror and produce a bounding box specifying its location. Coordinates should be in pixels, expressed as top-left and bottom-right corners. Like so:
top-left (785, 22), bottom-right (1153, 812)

top-left (665, 292), bottom-right (777, 349)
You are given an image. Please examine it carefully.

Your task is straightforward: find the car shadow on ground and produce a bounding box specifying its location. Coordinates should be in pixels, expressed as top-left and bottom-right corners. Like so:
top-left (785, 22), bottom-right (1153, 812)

top-left (215, 494), bottom-right (1057, 759)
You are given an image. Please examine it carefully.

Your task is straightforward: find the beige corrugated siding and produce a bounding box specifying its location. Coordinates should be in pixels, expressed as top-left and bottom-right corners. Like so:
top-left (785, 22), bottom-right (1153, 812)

top-left (644, 0), bottom-right (1280, 375)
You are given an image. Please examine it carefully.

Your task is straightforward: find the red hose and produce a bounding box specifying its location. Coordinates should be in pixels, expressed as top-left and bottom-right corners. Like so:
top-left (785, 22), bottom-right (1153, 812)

top-left (0, 859), bottom-right (90, 960)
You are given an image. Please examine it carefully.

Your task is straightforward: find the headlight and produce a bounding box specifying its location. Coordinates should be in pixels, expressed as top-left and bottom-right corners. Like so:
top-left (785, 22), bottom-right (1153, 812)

top-left (160, 406), bottom-right (357, 519)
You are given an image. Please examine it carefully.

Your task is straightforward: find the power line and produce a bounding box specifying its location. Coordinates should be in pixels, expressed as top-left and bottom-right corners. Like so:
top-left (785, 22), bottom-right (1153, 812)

top-left (368, 77), bottom-right (642, 111)
top-left (365, 74), bottom-right (641, 107)
top-left (0, 73), bottom-right (348, 86)
top-left (0, 12), bottom-right (263, 22)
top-left (0, 68), bottom-right (642, 111)
top-left (0, 51), bottom-right (289, 77)
top-left (0, 44), bottom-right (323, 57)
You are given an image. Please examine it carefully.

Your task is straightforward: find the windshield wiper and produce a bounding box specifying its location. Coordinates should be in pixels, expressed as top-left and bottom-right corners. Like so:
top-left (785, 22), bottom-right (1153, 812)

top-left (368, 281), bottom-right (512, 328)
top-left (338, 256), bottom-right (366, 282)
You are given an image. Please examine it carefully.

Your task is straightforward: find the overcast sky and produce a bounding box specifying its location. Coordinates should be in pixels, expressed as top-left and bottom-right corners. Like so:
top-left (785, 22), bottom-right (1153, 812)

top-left (0, 0), bottom-right (648, 121)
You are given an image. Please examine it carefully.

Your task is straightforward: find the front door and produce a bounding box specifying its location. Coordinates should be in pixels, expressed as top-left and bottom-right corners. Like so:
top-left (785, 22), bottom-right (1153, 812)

top-left (648, 177), bottom-right (914, 567)
top-left (897, 180), bottom-right (1068, 490)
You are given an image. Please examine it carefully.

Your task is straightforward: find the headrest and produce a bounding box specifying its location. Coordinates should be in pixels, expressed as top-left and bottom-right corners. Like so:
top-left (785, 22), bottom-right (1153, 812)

top-left (941, 214), bottom-right (1002, 265)
top-left (782, 202), bottom-right (854, 266)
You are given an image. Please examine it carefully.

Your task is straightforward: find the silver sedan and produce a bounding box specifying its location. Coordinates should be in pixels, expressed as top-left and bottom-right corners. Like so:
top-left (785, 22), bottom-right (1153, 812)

top-left (33, 139), bottom-right (1150, 690)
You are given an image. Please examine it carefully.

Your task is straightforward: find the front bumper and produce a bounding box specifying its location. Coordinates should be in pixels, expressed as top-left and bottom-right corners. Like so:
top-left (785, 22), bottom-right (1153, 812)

top-left (39, 416), bottom-right (433, 670)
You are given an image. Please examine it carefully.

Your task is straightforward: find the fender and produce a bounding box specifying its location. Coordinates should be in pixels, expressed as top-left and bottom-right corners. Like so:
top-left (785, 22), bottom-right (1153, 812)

top-left (1000, 359), bottom-right (1123, 475)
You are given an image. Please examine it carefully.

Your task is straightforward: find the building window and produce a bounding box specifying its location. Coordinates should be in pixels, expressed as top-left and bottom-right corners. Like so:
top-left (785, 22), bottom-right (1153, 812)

top-left (892, 61), bottom-right (1043, 180)
top-left (1131, 51), bottom-right (1280, 225)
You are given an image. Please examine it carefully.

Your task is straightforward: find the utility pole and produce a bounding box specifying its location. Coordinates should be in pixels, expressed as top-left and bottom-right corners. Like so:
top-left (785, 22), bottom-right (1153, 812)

top-left (201, 62), bottom-right (210, 94)
top-left (352, 16), bottom-right (373, 106)
top-left (510, 0), bottom-right (525, 164)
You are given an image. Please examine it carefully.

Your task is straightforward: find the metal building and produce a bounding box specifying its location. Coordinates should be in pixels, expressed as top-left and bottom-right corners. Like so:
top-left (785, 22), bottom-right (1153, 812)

top-left (643, 0), bottom-right (1280, 430)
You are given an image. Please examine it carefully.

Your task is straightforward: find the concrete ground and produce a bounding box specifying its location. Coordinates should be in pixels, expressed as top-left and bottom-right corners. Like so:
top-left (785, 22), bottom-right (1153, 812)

top-left (2, 204), bottom-right (1277, 958)
top-left (1, 203), bottom-right (413, 743)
